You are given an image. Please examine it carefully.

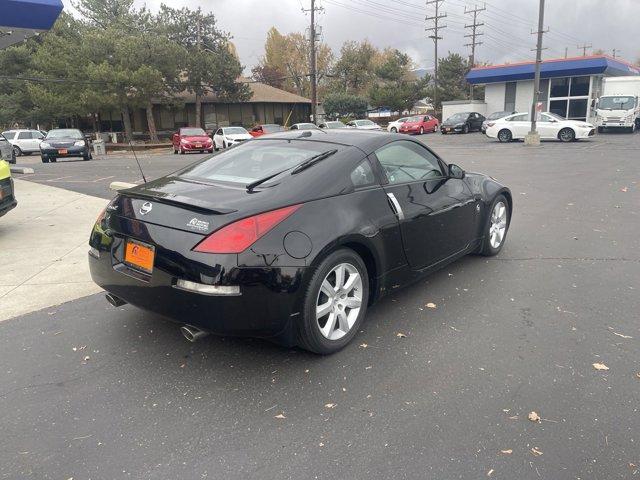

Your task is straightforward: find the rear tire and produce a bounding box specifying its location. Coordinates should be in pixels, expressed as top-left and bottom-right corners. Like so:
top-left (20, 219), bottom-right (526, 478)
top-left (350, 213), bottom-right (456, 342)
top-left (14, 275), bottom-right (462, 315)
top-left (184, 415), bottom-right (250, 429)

top-left (463, 124), bottom-right (469, 134)
top-left (477, 194), bottom-right (510, 256)
top-left (12, 146), bottom-right (22, 157)
top-left (497, 129), bottom-right (512, 143)
top-left (41, 156), bottom-right (49, 163)
top-left (298, 248), bottom-right (369, 355)
top-left (559, 128), bottom-right (575, 142)
top-left (390, 127), bottom-right (397, 133)
top-left (179, 147), bottom-right (184, 155)
top-left (433, 124), bottom-right (438, 132)
top-left (419, 126), bottom-right (424, 134)
top-left (597, 126), bottom-right (604, 133)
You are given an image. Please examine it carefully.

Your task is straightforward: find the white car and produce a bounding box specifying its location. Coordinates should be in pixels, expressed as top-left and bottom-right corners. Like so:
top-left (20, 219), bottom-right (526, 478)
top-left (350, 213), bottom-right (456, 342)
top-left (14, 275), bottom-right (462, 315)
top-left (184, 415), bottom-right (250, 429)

top-left (290, 123), bottom-right (321, 130)
top-left (346, 119), bottom-right (382, 130)
top-left (387, 117), bottom-right (409, 133)
top-left (485, 112), bottom-right (596, 143)
top-left (1, 129), bottom-right (45, 156)
top-left (213, 127), bottom-right (253, 150)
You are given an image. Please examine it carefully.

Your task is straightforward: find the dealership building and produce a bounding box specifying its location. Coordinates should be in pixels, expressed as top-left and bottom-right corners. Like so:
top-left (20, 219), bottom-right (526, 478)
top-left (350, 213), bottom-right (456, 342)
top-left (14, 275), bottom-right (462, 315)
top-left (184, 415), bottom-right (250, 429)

top-left (447, 55), bottom-right (640, 121)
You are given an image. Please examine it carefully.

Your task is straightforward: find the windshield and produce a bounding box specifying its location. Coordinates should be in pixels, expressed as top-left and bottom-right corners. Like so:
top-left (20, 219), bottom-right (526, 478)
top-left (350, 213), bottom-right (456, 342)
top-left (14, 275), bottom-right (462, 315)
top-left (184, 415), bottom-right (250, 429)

top-left (224, 127), bottom-right (248, 135)
top-left (407, 116), bottom-right (423, 122)
top-left (179, 140), bottom-right (340, 185)
top-left (46, 129), bottom-right (83, 139)
top-left (263, 124), bottom-right (284, 133)
top-left (356, 120), bottom-right (374, 126)
top-left (295, 123), bottom-right (318, 129)
top-left (487, 111), bottom-right (510, 120)
top-left (326, 122), bottom-right (346, 128)
top-left (181, 128), bottom-right (206, 136)
top-left (447, 113), bottom-right (469, 123)
top-left (599, 96), bottom-right (636, 110)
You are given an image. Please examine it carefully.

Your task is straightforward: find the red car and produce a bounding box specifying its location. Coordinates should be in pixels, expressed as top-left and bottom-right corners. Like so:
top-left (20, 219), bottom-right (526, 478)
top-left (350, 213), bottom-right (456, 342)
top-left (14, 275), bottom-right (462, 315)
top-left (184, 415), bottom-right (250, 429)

top-left (249, 124), bottom-right (285, 137)
top-left (399, 115), bottom-right (439, 135)
top-left (172, 127), bottom-right (213, 154)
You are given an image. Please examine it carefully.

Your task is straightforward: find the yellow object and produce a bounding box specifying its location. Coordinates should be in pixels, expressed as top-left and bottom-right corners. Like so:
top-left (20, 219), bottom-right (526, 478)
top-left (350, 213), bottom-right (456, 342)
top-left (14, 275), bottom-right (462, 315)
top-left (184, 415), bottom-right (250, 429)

top-left (0, 160), bottom-right (10, 181)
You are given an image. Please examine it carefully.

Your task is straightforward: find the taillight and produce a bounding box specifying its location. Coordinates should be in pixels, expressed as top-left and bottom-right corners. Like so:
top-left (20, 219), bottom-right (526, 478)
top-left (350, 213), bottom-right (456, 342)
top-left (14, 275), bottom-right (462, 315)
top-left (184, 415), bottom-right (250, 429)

top-left (193, 204), bottom-right (302, 254)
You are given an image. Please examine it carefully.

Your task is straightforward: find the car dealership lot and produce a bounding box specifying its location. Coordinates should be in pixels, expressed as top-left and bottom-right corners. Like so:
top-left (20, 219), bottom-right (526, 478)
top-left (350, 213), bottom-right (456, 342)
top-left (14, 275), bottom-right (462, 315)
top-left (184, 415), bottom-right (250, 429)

top-left (2, 131), bottom-right (639, 479)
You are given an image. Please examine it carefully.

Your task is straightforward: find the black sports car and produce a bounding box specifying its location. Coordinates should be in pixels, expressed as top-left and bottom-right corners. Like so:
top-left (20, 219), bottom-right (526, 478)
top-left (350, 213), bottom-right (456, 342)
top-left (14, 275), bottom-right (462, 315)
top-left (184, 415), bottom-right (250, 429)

top-left (89, 130), bottom-right (512, 354)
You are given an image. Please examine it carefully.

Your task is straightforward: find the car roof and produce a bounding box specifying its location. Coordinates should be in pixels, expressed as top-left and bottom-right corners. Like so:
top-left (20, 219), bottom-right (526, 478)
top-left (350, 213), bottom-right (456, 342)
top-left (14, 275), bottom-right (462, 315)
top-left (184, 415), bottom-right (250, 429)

top-left (253, 128), bottom-right (398, 153)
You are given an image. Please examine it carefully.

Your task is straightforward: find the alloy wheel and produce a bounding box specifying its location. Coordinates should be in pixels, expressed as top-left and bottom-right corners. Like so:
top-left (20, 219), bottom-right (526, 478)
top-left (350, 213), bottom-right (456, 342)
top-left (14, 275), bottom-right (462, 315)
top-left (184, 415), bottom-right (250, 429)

top-left (316, 263), bottom-right (363, 341)
top-left (489, 201), bottom-right (507, 249)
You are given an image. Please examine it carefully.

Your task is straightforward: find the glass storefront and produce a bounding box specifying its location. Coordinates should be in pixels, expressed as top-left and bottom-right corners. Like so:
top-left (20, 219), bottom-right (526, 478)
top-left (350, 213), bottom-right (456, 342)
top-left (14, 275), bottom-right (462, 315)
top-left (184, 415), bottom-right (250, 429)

top-left (547, 76), bottom-right (591, 121)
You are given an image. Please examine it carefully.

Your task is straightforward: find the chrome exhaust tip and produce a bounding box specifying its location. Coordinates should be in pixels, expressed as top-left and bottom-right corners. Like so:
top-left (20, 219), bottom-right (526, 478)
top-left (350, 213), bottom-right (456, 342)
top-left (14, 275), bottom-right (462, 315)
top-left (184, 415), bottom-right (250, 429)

top-left (180, 324), bottom-right (209, 342)
top-left (105, 293), bottom-right (127, 307)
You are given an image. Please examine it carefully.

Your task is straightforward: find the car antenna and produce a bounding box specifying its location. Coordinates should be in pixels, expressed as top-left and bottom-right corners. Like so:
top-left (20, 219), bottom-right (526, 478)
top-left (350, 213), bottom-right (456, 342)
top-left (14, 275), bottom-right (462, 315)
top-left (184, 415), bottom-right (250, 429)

top-left (129, 139), bottom-right (147, 183)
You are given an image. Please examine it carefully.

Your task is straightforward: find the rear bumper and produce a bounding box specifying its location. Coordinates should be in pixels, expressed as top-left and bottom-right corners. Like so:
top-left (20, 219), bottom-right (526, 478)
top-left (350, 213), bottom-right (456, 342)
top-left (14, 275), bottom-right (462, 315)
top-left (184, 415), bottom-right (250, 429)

top-left (88, 222), bottom-right (308, 342)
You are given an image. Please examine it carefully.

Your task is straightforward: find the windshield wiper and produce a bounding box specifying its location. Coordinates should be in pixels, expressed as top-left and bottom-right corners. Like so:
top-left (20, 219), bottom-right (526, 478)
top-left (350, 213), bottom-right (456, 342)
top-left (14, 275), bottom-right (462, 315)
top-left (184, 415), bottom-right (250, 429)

top-left (291, 149), bottom-right (338, 174)
top-left (245, 149), bottom-right (338, 192)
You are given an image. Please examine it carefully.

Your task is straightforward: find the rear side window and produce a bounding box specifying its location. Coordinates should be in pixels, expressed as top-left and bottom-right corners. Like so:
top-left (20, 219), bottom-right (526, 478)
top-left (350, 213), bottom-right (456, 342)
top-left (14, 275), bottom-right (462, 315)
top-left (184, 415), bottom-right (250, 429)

top-left (508, 114), bottom-right (528, 122)
top-left (2, 131), bottom-right (15, 140)
top-left (350, 160), bottom-right (376, 188)
top-left (17, 132), bottom-right (32, 140)
top-left (375, 141), bottom-right (443, 185)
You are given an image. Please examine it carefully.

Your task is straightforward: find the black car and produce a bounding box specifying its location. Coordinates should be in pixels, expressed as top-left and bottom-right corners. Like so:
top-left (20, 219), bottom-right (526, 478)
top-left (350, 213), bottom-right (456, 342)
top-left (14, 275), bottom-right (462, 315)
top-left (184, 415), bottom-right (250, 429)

top-left (89, 130), bottom-right (512, 354)
top-left (441, 112), bottom-right (485, 134)
top-left (40, 128), bottom-right (92, 163)
top-left (0, 132), bottom-right (16, 164)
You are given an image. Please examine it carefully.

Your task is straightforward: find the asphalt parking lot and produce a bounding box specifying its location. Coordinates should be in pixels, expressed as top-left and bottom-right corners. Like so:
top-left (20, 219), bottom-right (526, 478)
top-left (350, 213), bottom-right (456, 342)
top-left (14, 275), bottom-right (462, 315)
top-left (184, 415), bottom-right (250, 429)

top-left (2, 131), bottom-right (639, 479)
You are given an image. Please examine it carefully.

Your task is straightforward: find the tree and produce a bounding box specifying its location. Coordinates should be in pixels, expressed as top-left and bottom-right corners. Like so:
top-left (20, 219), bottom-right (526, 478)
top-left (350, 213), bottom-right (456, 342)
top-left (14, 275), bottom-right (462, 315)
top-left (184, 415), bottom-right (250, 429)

top-left (329, 41), bottom-right (378, 95)
top-left (429, 53), bottom-right (471, 110)
top-left (323, 93), bottom-right (368, 118)
top-left (251, 64), bottom-right (285, 89)
top-left (156, 6), bottom-right (250, 128)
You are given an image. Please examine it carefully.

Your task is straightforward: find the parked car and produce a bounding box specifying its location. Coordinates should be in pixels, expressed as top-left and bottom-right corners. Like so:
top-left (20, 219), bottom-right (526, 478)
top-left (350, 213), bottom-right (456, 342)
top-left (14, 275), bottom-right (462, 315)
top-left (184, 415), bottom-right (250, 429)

top-left (213, 127), bottom-right (253, 151)
top-left (481, 111), bottom-right (515, 133)
top-left (0, 158), bottom-right (17, 218)
top-left (40, 129), bottom-right (92, 163)
top-left (0, 133), bottom-right (16, 164)
top-left (485, 112), bottom-right (596, 143)
top-left (441, 112), bottom-right (485, 134)
top-left (172, 127), bottom-right (213, 154)
top-left (290, 123), bottom-right (321, 130)
top-left (89, 129), bottom-right (512, 354)
top-left (346, 119), bottom-right (382, 130)
top-left (318, 121), bottom-right (347, 129)
top-left (2, 129), bottom-right (45, 157)
top-left (387, 117), bottom-right (409, 133)
top-left (399, 114), bottom-right (439, 135)
top-left (249, 124), bottom-right (285, 137)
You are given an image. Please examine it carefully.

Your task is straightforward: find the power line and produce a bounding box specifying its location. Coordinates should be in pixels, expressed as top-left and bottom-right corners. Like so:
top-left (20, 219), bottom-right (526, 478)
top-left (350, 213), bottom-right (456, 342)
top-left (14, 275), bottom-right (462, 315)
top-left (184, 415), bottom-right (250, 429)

top-left (302, 0), bottom-right (323, 123)
top-left (426, 0), bottom-right (446, 114)
top-left (464, 2), bottom-right (485, 98)
top-left (577, 43), bottom-right (592, 56)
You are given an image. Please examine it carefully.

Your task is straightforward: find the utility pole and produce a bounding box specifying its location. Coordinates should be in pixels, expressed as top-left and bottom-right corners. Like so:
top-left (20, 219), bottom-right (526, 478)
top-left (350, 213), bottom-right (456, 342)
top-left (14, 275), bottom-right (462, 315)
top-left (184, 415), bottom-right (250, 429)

top-left (195, 14), bottom-right (203, 129)
top-left (464, 3), bottom-right (485, 99)
top-left (612, 48), bottom-right (620, 58)
top-left (577, 43), bottom-right (592, 56)
top-left (426, 0), bottom-right (446, 116)
top-left (303, 0), bottom-right (323, 123)
top-left (564, 47), bottom-right (568, 58)
top-left (525, 0), bottom-right (547, 146)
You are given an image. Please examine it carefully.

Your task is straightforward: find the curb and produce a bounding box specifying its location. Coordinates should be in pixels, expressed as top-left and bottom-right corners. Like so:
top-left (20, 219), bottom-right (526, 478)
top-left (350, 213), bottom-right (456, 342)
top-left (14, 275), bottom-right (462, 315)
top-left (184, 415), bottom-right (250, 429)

top-left (10, 166), bottom-right (35, 174)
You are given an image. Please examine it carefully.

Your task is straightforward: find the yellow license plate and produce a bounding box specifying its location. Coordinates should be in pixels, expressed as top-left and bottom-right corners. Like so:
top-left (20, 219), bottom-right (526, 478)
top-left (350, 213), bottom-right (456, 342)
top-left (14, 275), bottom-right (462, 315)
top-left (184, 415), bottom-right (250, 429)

top-left (58, 149), bottom-right (67, 154)
top-left (124, 239), bottom-right (155, 273)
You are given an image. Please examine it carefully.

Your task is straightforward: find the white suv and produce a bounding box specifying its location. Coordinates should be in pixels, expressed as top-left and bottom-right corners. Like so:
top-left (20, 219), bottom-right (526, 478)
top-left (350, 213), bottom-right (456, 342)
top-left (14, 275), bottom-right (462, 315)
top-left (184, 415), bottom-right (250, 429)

top-left (2, 129), bottom-right (46, 157)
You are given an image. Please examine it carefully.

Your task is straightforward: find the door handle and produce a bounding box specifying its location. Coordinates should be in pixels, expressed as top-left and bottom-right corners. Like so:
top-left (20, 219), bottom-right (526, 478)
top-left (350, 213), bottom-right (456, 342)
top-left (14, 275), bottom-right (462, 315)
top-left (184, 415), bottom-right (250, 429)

top-left (386, 192), bottom-right (405, 221)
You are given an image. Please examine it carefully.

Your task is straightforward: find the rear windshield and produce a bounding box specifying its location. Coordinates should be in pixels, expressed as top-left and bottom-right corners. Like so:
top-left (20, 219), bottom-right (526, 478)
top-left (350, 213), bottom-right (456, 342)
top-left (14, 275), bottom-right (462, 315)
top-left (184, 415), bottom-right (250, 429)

top-left (294, 123), bottom-right (318, 129)
top-left (487, 111), bottom-right (510, 120)
top-left (179, 140), bottom-right (341, 185)
top-left (224, 127), bottom-right (249, 135)
top-left (263, 124), bottom-right (284, 133)
top-left (181, 128), bottom-right (206, 136)
top-left (447, 113), bottom-right (469, 122)
top-left (355, 120), bottom-right (374, 126)
top-left (46, 129), bottom-right (83, 139)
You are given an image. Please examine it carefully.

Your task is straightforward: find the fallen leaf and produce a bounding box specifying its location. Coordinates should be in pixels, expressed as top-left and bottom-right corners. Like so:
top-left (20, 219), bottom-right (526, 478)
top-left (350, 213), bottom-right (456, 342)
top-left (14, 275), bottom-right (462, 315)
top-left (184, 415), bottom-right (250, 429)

top-left (593, 363), bottom-right (609, 371)
top-left (425, 302), bottom-right (437, 309)
top-left (359, 343), bottom-right (368, 348)
top-left (274, 413), bottom-right (286, 419)
top-left (611, 331), bottom-right (633, 339)
top-left (83, 356), bottom-right (90, 362)
top-left (620, 187), bottom-right (628, 192)
top-left (500, 449), bottom-right (512, 455)
top-left (487, 469), bottom-right (494, 477)
top-left (396, 332), bottom-right (407, 338)
top-left (324, 403), bottom-right (337, 409)
top-left (528, 411), bottom-right (541, 423)
top-left (636, 372), bottom-right (640, 380)
top-left (530, 447), bottom-right (543, 456)
top-left (319, 442), bottom-right (324, 447)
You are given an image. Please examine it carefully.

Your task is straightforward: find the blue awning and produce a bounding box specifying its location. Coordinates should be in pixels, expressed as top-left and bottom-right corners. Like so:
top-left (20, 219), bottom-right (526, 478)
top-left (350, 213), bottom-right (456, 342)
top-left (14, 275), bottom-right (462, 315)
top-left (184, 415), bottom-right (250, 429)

top-left (0, 0), bottom-right (63, 48)
top-left (466, 56), bottom-right (640, 85)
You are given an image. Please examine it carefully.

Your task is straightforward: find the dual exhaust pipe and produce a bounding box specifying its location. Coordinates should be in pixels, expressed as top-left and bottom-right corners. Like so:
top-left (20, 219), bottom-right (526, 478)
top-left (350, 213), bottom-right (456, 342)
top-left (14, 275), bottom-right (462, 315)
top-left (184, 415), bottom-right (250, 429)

top-left (105, 294), bottom-right (209, 343)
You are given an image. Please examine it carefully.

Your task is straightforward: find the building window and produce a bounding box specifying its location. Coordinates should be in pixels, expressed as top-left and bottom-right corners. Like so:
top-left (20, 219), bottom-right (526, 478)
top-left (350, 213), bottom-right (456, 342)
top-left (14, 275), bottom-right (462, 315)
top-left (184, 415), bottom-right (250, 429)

top-left (549, 100), bottom-right (568, 118)
top-left (570, 76), bottom-right (590, 96)
top-left (550, 78), bottom-right (570, 97)
top-left (568, 99), bottom-right (588, 119)
top-left (547, 76), bottom-right (591, 121)
top-left (504, 82), bottom-right (516, 112)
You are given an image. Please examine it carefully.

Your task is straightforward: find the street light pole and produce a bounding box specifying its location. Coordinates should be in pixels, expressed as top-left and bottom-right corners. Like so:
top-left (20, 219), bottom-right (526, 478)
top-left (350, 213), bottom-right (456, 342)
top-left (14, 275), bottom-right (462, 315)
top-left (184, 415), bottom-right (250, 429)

top-left (525, 0), bottom-right (546, 146)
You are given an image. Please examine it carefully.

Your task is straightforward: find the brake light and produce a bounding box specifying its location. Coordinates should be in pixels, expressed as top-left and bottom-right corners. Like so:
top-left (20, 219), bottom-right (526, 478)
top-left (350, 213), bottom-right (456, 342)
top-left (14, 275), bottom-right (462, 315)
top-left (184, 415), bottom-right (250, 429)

top-left (193, 204), bottom-right (302, 254)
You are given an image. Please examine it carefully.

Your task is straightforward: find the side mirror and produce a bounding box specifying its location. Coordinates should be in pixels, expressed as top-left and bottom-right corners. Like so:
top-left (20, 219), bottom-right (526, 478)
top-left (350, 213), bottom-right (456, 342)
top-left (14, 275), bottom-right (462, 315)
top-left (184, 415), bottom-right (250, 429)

top-left (591, 99), bottom-right (596, 108)
top-left (448, 164), bottom-right (465, 179)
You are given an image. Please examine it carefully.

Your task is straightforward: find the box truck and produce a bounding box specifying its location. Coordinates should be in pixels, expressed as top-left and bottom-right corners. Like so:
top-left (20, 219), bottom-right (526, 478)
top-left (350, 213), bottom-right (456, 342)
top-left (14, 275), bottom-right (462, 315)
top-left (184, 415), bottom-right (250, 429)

top-left (595, 76), bottom-right (640, 133)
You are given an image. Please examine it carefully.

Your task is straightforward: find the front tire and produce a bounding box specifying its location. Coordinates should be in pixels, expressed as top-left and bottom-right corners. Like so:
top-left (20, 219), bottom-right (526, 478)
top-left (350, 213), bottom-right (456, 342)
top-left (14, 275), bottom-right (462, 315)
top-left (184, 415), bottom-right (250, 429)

top-left (419, 126), bottom-right (424, 135)
top-left (12, 146), bottom-right (22, 157)
top-left (298, 248), bottom-right (369, 354)
top-left (390, 127), bottom-right (397, 133)
top-left (559, 128), bottom-right (575, 142)
top-left (497, 129), bottom-right (512, 143)
top-left (463, 124), bottom-right (469, 134)
top-left (41, 155), bottom-right (49, 163)
top-left (477, 194), bottom-right (510, 256)
top-left (433, 124), bottom-right (438, 132)
top-left (179, 147), bottom-right (184, 155)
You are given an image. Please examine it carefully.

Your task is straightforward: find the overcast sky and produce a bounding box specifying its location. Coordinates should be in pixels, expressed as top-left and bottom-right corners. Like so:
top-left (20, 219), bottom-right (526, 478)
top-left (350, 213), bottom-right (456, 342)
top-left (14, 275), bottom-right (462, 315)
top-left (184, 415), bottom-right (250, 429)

top-left (66, 0), bottom-right (640, 71)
